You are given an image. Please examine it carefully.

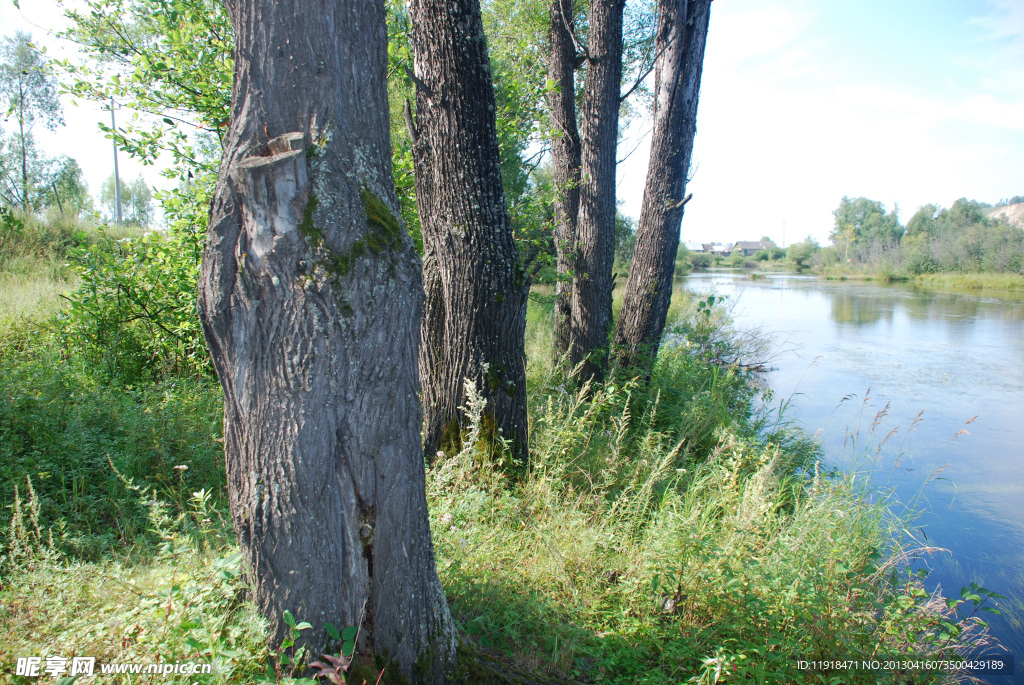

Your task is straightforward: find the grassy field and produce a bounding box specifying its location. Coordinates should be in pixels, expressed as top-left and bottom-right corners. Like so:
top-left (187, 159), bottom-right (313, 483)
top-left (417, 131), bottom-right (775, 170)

top-left (0, 214), bottom-right (999, 684)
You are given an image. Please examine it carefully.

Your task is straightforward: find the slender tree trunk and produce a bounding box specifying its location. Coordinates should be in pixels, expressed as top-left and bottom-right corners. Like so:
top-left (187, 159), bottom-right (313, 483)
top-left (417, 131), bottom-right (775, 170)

top-left (408, 0), bottom-right (530, 465)
top-left (19, 81), bottom-right (28, 212)
top-left (549, 0), bottom-right (582, 364)
top-left (197, 1), bottom-right (455, 681)
top-left (613, 0), bottom-right (711, 375)
top-left (567, 0), bottom-right (626, 383)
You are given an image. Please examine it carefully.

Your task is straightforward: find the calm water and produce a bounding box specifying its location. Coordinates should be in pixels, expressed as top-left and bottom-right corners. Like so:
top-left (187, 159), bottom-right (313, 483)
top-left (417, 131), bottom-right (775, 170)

top-left (683, 272), bottom-right (1024, 678)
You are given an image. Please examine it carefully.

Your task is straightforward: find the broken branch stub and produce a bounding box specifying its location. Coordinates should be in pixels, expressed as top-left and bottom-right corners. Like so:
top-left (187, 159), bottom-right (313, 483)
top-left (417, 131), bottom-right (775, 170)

top-left (230, 132), bottom-right (309, 271)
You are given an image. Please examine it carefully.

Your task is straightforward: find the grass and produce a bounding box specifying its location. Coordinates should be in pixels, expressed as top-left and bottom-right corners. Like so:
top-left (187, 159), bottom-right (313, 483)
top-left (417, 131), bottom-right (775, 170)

top-left (819, 264), bottom-right (909, 283)
top-left (0, 210), bottom-right (139, 332)
top-left (912, 272), bottom-right (1024, 292)
top-left (819, 263), bottom-right (1024, 290)
top-left (0, 216), bottom-right (1001, 684)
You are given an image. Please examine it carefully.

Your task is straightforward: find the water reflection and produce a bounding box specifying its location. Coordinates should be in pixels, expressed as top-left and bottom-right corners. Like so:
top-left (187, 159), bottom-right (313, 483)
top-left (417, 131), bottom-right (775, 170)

top-left (829, 290), bottom-right (895, 326)
top-left (682, 273), bottom-right (1024, 671)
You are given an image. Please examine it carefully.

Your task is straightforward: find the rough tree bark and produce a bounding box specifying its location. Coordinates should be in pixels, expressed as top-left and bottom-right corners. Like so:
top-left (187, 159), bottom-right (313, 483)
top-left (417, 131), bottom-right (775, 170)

top-left (407, 0), bottom-right (530, 464)
top-left (613, 0), bottom-right (711, 375)
top-left (566, 0), bottom-right (626, 383)
top-left (549, 0), bottom-right (582, 364)
top-left (196, 0), bottom-right (455, 681)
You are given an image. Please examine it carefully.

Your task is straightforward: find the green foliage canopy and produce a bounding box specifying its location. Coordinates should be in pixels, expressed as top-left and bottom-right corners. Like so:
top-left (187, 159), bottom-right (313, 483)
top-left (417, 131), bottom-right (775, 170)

top-left (57, 0), bottom-right (232, 175)
top-left (830, 196), bottom-right (904, 255)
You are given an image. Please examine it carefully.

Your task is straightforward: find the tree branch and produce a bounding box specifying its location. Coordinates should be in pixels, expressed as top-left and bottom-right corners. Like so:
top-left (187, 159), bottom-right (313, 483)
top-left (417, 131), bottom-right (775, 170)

top-left (672, 192), bottom-right (693, 210)
top-left (619, 44), bottom-right (666, 103)
top-left (556, 0), bottom-right (589, 63)
top-left (404, 66), bottom-right (434, 99)
top-left (403, 98), bottom-right (418, 145)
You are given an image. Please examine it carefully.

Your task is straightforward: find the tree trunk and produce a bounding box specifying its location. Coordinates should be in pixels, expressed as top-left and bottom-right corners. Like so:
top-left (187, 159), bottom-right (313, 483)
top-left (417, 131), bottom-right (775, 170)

top-left (613, 0), bottom-right (711, 375)
top-left (549, 0), bottom-right (582, 365)
top-left (19, 80), bottom-right (28, 212)
top-left (566, 0), bottom-right (626, 383)
top-left (408, 0), bottom-right (530, 465)
top-left (197, 1), bottom-right (455, 681)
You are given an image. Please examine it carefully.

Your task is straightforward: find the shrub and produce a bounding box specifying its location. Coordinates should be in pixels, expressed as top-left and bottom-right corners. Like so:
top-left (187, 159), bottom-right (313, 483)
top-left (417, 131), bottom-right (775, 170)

top-left (689, 252), bottom-right (712, 270)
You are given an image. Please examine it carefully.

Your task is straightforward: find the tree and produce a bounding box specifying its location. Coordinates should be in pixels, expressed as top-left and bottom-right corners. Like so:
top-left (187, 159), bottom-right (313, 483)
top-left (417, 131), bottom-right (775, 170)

top-left (613, 0), bottom-right (711, 374)
top-left (549, 0), bottom-right (583, 364)
top-left (197, 0), bottom-right (455, 679)
top-left (41, 156), bottom-right (93, 217)
top-left (101, 173), bottom-right (153, 226)
top-left (829, 196), bottom-right (903, 261)
top-left (407, 0), bottom-right (530, 464)
top-left (787, 238), bottom-right (817, 269)
top-left (0, 32), bottom-right (63, 211)
top-left (562, 0), bottom-right (627, 383)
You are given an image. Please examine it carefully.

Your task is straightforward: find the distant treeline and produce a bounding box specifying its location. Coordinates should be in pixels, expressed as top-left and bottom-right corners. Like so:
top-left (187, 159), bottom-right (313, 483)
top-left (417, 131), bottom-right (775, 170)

top-left (814, 196), bottom-right (1024, 276)
top-left (672, 195), bottom-right (1024, 278)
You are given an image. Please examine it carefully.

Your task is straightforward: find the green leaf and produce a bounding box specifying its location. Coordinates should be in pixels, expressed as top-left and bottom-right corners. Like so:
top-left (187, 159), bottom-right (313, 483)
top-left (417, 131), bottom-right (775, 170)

top-left (343, 639), bottom-right (355, 657)
top-left (324, 622), bottom-right (341, 641)
top-left (283, 610), bottom-right (296, 627)
top-left (341, 625), bottom-right (358, 641)
top-left (979, 606), bottom-right (1001, 615)
top-left (295, 621), bottom-right (313, 631)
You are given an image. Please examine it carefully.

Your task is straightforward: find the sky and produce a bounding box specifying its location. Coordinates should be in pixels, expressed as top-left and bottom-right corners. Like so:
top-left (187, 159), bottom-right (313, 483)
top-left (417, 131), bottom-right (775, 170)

top-left (617, 0), bottom-right (1024, 246)
top-left (2, 0), bottom-right (1023, 244)
top-left (0, 0), bottom-right (174, 218)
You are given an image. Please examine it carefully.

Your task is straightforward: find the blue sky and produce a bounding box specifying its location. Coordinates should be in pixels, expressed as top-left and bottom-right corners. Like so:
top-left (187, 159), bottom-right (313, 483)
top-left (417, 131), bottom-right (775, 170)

top-left (618, 0), bottom-right (1024, 245)
top-left (3, 0), bottom-right (1023, 243)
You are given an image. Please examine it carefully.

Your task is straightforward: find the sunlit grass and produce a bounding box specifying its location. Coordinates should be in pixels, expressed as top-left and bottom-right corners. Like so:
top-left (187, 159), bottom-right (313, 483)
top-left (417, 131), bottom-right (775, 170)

top-left (0, 261), bottom-right (78, 324)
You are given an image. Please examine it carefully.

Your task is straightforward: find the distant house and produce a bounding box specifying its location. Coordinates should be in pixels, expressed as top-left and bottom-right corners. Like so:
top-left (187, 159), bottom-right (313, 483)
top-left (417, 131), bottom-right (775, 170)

top-left (732, 240), bottom-right (777, 256)
top-left (689, 241), bottom-right (736, 256)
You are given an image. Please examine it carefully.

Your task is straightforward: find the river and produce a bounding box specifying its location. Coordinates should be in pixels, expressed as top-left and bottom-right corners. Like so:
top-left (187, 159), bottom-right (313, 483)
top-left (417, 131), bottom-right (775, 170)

top-left (682, 272), bottom-right (1023, 680)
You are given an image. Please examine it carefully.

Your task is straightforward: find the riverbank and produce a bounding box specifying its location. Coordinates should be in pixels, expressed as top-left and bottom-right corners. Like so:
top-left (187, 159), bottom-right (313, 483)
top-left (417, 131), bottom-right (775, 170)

top-left (0, 218), bottom-right (996, 683)
top-left (683, 271), bottom-right (1023, 673)
top-left (912, 272), bottom-right (1024, 292)
top-left (694, 263), bottom-right (1024, 294)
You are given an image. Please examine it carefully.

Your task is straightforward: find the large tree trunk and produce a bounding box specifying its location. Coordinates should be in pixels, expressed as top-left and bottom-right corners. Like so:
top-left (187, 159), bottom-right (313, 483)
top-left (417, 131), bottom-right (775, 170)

top-left (613, 0), bottom-right (711, 375)
top-left (549, 0), bottom-right (582, 365)
top-left (408, 0), bottom-right (530, 465)
top-left (197, 1), bottom-right (455, 681)
top-left (566, 0), bottom-right (626, 383)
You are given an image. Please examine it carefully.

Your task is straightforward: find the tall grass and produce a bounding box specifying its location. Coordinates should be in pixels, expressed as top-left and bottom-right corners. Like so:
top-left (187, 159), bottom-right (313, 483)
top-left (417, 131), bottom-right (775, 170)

top-left (424, 323), bottom-right (996, 683)
top-left (0, 219), bottom-right (998, 683)
top-left (913, 272), bottom-right (1024, 292)
top-left (0, 210), bottom-right (137, 331)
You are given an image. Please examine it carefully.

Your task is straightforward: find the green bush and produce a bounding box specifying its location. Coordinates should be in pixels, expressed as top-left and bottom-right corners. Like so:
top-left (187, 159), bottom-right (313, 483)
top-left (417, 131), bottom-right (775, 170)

top-left (689, 252), bottom-right (712, 270)
top-left (60, 180), bottom-right (213, 382)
